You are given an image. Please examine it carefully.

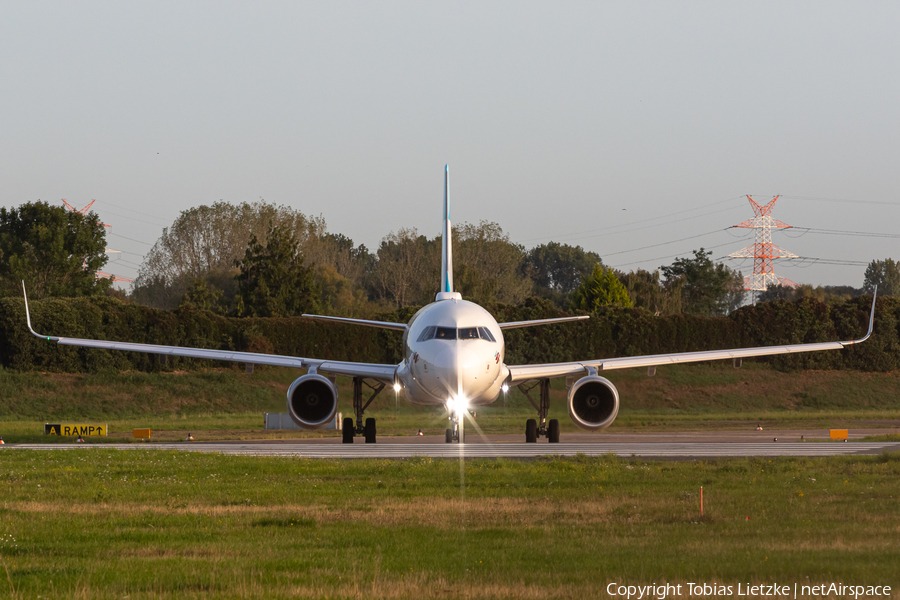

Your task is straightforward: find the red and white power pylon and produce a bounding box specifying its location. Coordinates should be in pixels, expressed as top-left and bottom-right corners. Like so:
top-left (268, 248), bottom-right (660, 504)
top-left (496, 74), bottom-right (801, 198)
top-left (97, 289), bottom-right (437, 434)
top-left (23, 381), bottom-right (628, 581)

top-left (61, 199), bottom-right (133, 283)
top-left (727, 195), bottom-right (797, 303)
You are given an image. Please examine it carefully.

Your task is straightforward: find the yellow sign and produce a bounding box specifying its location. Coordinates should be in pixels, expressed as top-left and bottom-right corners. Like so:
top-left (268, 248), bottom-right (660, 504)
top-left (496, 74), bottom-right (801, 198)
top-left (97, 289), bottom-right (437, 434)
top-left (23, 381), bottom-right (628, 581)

top-left (133, 428), bottom-right (151, 439)
top-left (44, 423), bottom-right (108, 437)
top-left (830, 429), bottom-right (849, 440)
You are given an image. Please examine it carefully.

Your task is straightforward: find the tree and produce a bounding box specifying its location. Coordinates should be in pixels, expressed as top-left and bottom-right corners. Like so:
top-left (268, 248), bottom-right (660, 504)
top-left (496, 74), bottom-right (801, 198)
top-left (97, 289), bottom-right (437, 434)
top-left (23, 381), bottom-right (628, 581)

top-left (619, 269), bottom-right (682, 315)
top-left (863, 259), bottom-right (900, 297)
top-left (660, 248), bottom-right (741, 316)
top-left (757, 283), bottom-right (797, 303)
top-left (303, 232), bottom-right (372, 287)
top-left (0, 201), bottom-right (111, 299)
top-left (234, 225), bottom-right (319, 317)
top-left (570, 264), bottom-right (633, 311)
top-left (133, 201), bottom-right (324, 309)
top-left (524, 242), bottom-right (603, 307)
top-left (758, 283), bottom-right (862, 305)
top-left (178, 277), bottom-right (225, 314)
top-left (371, 228), bottom-right (439, 308)
top-left (453, 221), bottom-right (531, 305)
top-left (313, 263), bottom-right (373, 317)
top-left (724, 270), bottom-right (746, 313)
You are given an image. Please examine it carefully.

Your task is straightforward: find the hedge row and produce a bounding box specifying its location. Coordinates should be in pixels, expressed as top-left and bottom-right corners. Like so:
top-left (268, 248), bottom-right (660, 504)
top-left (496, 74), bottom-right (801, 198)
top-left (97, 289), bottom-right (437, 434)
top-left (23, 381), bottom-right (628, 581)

top-left (0, 294), bottom-right (894, 373)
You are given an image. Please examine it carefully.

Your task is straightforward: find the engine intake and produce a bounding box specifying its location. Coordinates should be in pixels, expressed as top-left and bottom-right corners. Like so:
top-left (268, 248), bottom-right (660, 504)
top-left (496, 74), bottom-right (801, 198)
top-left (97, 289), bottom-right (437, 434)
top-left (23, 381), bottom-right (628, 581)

top-left (567, 375), bottom-right (620, 431)
top-left (286, 373), bottom-right (338, 429)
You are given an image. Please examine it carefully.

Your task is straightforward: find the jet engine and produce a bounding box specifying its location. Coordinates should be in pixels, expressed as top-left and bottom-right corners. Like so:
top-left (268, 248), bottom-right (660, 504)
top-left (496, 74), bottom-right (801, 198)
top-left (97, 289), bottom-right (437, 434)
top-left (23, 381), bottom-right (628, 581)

top-left (567, 375), bottom-right (620, 431)
top-left (286, 373), bottom-right (338, 429)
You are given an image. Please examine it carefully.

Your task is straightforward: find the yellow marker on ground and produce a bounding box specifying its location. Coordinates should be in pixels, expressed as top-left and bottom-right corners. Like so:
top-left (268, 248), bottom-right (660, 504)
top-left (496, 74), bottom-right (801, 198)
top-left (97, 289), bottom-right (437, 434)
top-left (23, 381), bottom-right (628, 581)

top-left (44, 423), bottom-right (108, 436)
top-left (830, 429), bottom-right (849, 440)
top-left (133, 428), bottom-right (151, 439)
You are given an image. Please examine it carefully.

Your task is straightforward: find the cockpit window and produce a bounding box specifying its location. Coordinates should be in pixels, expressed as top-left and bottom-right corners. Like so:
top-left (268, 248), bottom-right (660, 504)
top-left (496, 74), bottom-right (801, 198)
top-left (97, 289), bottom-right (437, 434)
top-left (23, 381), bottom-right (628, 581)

top-left (434, 327), bottom-right (457, 340)
top-left (416, 326), bottom-right (436, 342)
top-left (417, 326), bottom-right (496, 342)
top-left (478, 327), bottom-right (497, 342)
top-left (458, 327), bottom-right (479, 340)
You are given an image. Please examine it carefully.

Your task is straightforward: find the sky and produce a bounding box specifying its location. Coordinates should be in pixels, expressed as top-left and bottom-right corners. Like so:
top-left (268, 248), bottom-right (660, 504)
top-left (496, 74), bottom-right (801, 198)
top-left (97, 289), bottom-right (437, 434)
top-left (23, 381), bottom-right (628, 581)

top-left (1, 1), bottom-right (898, 290)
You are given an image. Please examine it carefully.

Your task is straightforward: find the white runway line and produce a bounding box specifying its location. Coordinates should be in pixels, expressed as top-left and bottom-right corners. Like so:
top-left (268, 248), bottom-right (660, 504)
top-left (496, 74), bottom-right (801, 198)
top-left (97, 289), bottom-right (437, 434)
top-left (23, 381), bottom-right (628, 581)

top-left (5, 442), bottom-right (900, 459)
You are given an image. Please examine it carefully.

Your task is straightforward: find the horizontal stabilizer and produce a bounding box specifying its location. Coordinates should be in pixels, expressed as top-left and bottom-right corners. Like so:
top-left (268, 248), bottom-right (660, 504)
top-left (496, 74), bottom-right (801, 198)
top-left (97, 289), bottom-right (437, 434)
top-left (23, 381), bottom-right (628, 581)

top-left (498, 316), bottom-right (590, 330)
top-left (301, 314), bottom-right (408, 331)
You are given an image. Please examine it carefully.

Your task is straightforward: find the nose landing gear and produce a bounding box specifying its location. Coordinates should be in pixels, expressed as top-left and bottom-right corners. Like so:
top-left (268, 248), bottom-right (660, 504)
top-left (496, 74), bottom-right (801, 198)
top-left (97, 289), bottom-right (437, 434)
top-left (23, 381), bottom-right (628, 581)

top-left (445, 408), bottom-right (465, 443)
top-left (519, 378), bottom-right (560, 443)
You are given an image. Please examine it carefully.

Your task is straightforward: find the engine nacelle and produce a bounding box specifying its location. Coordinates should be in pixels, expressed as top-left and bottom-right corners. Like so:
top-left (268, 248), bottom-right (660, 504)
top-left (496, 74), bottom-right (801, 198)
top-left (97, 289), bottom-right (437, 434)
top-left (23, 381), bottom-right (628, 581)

top-left (567, 375), bottom-right (620, 431)
top-left (286, 374), bottom-right (338, 429)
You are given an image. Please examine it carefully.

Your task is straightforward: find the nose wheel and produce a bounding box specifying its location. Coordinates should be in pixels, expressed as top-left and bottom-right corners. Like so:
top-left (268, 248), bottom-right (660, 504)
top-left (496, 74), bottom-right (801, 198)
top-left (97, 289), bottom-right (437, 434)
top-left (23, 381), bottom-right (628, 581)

top-left (519, 379), bottom-right (560, 443)
top-left (445, 409), bottom-right (465, 443)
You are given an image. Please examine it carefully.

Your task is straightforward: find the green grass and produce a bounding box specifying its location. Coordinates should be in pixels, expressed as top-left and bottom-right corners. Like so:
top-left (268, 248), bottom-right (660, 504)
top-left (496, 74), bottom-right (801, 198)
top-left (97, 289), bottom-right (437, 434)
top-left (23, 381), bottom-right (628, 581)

top-left (1, 363), bottom-right (899, 443)
top-left (0, 450), bottom-right (898, 598)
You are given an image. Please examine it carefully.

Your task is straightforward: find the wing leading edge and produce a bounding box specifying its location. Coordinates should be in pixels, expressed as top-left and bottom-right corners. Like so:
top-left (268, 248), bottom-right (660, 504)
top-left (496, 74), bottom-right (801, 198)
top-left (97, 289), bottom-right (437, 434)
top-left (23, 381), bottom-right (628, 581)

top-left (22, 283), bottom-right (397, 382)
top-left (507, 291), bottom-right (877, 384)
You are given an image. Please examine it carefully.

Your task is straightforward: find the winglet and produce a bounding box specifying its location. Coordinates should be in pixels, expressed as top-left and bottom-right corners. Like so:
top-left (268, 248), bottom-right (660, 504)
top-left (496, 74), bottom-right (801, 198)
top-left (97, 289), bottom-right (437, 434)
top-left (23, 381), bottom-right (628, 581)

top-left (21, 281), bottom-right (57, 341)
top-left (843, 286), bottom-right (877, 346)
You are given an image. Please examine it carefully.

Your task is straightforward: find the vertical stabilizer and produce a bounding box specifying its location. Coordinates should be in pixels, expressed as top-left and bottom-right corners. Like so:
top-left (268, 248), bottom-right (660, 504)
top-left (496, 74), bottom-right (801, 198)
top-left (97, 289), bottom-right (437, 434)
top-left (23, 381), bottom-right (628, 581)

top-left (436, 165), bottom-right (461, 301)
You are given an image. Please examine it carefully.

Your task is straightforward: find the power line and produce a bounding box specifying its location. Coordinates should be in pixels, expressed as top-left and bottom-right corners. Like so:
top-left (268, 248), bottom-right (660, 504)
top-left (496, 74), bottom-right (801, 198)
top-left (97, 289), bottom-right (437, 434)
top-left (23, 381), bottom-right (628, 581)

top-left (517, 195), bottom-right (745, 244)
top-left (92, 207), bottom-right (172, 228)
top-left (783, 227), bottom-right (900, 239)
top-left (602, 228), bottom-right (742, 258)
top-left (723, 256), bottom-right (870, 267)
top-left (781, 195), bottom-right (900, 207)
top-left (108, 232), bottom-right (154, 246)
top-left (610, 238), bottom-right (746, 269)
top-left (95, 199), bottom-right (177, 223)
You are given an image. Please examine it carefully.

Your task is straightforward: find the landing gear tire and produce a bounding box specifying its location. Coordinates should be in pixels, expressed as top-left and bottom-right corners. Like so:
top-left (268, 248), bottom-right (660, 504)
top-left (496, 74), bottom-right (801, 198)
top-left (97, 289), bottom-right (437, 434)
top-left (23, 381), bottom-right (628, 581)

top-left (548, 419), bottom-right (560, 443)
top-left (445, 428), bottom-right (453, 443)
top-left (364, 418), bottom-right (376, 443)
top-left (342, 417), bottom-right (355, 444)
top-left (525, 419), bottom-right (537, 443)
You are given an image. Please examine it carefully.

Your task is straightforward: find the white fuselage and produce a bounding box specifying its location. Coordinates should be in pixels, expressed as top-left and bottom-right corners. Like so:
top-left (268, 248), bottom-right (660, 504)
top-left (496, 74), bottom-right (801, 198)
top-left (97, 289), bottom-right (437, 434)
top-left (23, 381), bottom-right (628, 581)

top-left (395, 297), bottom-right (509, 407)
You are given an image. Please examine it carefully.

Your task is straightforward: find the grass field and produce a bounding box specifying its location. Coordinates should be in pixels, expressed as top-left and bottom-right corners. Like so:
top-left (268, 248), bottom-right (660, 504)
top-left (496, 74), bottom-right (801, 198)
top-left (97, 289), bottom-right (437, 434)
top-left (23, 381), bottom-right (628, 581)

top-left (1, 363), bottom-right (899, 443)
top-left (1, 450), bottom-right (898, 599)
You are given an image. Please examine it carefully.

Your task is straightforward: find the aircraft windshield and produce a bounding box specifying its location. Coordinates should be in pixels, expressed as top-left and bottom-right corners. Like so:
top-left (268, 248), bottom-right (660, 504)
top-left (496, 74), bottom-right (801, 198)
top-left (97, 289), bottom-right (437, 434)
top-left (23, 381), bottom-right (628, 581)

top-left (416, 326), bottom-right (496, 342)
top-left (416, 326), bottom-right (437, 342)
top-left (434, 327), bottom-right (457, 340)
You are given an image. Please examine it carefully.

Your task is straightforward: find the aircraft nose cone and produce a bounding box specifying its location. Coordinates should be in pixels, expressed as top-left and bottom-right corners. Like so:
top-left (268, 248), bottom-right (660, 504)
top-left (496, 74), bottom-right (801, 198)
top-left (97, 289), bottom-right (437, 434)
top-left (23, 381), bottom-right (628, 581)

top-left (433, 346), bottom-right (480, 397)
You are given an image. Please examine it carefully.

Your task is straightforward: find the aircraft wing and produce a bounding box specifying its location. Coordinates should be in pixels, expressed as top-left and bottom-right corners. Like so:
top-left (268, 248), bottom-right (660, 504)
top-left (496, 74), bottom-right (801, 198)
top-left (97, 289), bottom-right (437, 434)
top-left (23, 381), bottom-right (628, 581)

top-left (22, 283), bottom-right (397, 382)
top-left (507, 292), bottom-right (876, 384)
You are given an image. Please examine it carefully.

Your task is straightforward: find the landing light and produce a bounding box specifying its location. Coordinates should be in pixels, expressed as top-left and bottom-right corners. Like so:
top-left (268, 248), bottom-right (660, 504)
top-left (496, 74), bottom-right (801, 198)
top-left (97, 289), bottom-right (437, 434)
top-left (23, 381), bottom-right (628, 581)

top-left (501, 383), bottom-right (509, 393)
top-left (393, 382), bottom-right (401, 392)
top-left (447, 396), bottom-right (469, 413)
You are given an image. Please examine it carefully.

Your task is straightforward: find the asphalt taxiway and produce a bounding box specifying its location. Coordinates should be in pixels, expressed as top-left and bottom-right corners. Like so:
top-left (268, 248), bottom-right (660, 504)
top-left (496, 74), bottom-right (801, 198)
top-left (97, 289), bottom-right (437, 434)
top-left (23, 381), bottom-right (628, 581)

top-left (5, 429), bottom-right (899, 459)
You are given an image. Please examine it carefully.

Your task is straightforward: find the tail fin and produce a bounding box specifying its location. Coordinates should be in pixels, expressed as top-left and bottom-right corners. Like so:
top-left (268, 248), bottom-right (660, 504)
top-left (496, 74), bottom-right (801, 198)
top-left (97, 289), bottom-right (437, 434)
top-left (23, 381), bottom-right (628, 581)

top-left (436, 165), bottom-right (461, 301)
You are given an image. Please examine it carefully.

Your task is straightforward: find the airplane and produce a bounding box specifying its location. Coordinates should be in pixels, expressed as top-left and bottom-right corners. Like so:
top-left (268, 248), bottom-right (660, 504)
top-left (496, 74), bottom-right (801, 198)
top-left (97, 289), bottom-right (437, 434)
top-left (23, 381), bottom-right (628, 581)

top-left (22, 166), bottom-right (876, 444)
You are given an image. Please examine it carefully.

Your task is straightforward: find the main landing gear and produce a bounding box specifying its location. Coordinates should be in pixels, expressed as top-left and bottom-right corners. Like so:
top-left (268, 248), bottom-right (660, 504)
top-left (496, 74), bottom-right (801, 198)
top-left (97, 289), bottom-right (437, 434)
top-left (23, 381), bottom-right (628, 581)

top-left (342, 377), bottom-right (385, 443)
top-left (445, 407), bottom-right (465, 443)
top-left (518, 378), bottom-right (560, 443)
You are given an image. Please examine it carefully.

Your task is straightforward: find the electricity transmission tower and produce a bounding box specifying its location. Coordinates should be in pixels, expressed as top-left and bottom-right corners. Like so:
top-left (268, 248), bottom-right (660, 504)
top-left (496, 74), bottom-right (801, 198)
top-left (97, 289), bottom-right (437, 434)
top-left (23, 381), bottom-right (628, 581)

top-left (727, 195), bottom-right (797, 303)
top-left (61, 199), bottom-right (133, 283)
